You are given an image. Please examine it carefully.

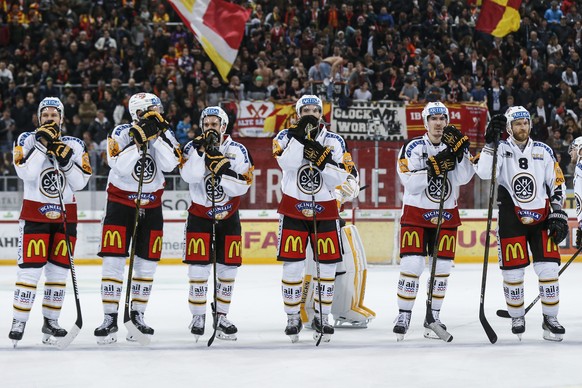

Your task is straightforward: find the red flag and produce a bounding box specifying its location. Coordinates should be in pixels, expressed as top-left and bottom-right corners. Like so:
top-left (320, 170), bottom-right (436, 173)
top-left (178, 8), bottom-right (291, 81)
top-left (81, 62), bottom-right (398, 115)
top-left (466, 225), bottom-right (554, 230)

top-left (168, 0), bottom-right (251, 81)
top-left (476, 0), bottom-right (522, 37)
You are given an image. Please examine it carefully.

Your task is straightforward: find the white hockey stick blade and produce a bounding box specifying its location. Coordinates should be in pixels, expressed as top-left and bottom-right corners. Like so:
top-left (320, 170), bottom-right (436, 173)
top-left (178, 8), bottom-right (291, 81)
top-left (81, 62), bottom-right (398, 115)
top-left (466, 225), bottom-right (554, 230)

top-left (124, 321), bottom-right (151, 345)
top-left (428, 322), bottom-right (453, 342)
top-left (55, 324), bottom-right (81, 350)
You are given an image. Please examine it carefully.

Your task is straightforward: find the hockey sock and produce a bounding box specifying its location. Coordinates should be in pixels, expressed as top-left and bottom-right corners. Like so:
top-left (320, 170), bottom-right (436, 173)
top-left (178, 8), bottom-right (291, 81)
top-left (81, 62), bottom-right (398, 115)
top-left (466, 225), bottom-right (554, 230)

top-left (534, 262), bottom-right (560, 317)
top-left (282, 261), bottom-right (305, 314)
top-left (42, 262), bottom-right (68, 320)
top-left (215, 264), bottom-right (237, 315)
top-left (131, 257), bottom-right (157, 312)
top-left (13, 267), bottom-right (42, 322)
top-left (188, 264), bottom-right (211, 316)
top-left (100, 257), bottom-right (125, 314)
top-left (314, 263), bottom-right (336, 315)
top-left (502, 268), bottom-right (525, 317)
top-left (427, 259), bottom-right (452, 311)
top-left (396, 256), bottom-right (424, 311)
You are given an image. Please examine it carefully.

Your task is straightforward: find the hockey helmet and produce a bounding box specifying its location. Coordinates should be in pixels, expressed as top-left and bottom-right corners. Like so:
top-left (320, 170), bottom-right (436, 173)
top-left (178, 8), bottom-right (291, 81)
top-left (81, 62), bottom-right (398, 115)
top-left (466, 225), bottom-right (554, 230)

top-left (295, 95), bottom-right (323, 118)
top-left (199, 106), bottom-right (229, 134)
top-left (128, 92), bottom-right (164, 122)
top-left (421, 101), bottom-right (449, 130)
top-left (504, 106), bottom-right (531, 137)
top-left (37, 97), bottom-right (64, 127)
top-left (569, 136), bottom-right (582, 159)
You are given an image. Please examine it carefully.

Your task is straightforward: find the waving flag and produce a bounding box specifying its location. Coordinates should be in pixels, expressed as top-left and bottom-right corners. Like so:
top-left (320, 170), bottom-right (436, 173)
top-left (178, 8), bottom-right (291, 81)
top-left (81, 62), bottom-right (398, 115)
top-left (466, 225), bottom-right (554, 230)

top-left (475, 0), bottom-right (522, 37)
top-left (168, 0), bottom-right (251, 81)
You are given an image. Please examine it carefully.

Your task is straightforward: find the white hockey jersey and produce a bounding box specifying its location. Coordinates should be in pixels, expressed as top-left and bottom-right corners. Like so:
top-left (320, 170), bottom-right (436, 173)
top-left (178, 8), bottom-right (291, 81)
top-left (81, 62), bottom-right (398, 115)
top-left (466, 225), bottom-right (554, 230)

top-left (180, 135), bottom-right (253, 220)
top-left (106, 124), bottom-right (181, 208)
top-left (474, 138), bottom-right (565, 224)
top-left (13, 132), bottom-right (92, 223)
top-left (273, 125), bottom-right (354, 220)
top-left (574, 159), bottom-right (582, 226)
top-left (397, 133), bottom-right (475, 228)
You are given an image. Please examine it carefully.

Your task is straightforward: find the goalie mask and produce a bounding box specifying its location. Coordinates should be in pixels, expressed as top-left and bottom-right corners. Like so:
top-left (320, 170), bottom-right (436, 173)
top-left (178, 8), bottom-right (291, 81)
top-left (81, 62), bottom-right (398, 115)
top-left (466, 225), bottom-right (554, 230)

top-left (569, 136), bottom-right (582, 159)
top-left (200, 106), bottom-right (229, 146)
top-left (38, 97), bottom-right (64, 127)
top-left (128, 92), bottom-right (164, 122)
top-left (421, 101), bottom-right (449, 130)
top-left (295, 95), bottom-right (323, 139)
top-left (504, 105), bottom-right (531, 138)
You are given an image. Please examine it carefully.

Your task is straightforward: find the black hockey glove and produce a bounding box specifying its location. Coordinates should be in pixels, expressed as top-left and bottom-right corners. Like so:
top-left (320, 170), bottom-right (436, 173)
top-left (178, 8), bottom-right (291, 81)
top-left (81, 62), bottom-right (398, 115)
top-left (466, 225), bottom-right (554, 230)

top-left (426, 149), bottom-right (456, 178)
top-left (142, 110), bottom-right (170, 132)
top-left (287, 115), bottom-right (319, 142)
top-left (547, 209), bottom-right (569, 245)
top-left (130, 117), bottom-right (160, 145)
top-left (442, 125), bottom-right (470, 159)
top-left (303, 139), bottom-right (333, 169)
top-left (576, 228), bottom-right (582, 249)
top-left (203, 130), bottom-right (220, 151)
top-left (484, 114), bottom-right (506, 144)
top-left (35, 121), bottom-right (60, 145)
top-left (205, 147), bottom-right (231, 176)
top-left (48, 140), bottom-right (73, 167)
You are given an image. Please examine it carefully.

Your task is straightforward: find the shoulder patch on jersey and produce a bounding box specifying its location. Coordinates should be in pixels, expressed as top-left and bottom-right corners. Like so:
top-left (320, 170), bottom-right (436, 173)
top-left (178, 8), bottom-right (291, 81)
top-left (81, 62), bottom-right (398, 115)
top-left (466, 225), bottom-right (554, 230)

top-left (325, 132), bottom-right (346, 152)
top-left (18, 132), bottom-right (34, 146)
top-left (62, 136), bottom-right (85, 148)
top-left (114, 124), bottom-right (132, 137)
top-left (276, 129), bottom-right (288, 141)
top-left (405, 138), bottom-right (425, 157)
top-left (228, 140), bottom-right (250, 163)
top-left (183, 141), bottom-right (194, 155)
top-left (533, 141), bottom-right (555, 160)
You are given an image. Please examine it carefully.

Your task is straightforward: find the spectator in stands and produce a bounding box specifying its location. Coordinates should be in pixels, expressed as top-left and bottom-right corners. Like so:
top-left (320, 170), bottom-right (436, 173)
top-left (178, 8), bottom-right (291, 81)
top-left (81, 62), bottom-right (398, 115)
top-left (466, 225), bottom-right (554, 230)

top-left (87, 109), bottom-right (112, 144)
top-left (247, 75), bottom-right (269, 100)
top-left (353, 81), bottom-right (372, 101)
top-left (225, 75), bottom-right (245, 101)
top-left (399, 78), bottom-right (419, 104)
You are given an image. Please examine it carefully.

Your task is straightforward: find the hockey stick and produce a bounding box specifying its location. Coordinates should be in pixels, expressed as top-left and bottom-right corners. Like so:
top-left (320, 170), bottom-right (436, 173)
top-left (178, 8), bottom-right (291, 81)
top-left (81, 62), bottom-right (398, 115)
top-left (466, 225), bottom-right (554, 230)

top-left (479, 139), bottom-right (500, 344)
top-left (52, 159), bottom-right (82, 350)
top-left (425, 170), bottom-right (453, 342)
top-left (207, 169), bottom-right (219, 347)
top-left (123, 143), bottom-right (150, 345)
top-left (496, 245), bottom-right (582, 318)
top-left (309, 161), bottom-right (325, 347)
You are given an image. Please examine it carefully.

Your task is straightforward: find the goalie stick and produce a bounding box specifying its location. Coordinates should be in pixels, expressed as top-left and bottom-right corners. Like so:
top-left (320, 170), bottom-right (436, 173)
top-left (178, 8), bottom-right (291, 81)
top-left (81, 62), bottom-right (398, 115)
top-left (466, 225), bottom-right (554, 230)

top-left (496, 245), bottom-right (582, 318)
top-left (123, 144), bottom-right (151, 345)
top-left (424, 170), bottom-right (453, 342)
top-left (52, 159), bottom-right (82, 350)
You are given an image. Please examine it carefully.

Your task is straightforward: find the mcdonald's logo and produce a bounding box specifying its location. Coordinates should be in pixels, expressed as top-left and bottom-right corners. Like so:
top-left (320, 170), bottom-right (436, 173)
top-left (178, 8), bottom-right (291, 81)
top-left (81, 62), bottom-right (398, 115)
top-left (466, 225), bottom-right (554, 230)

top-left (53, 240), bottom-right (68, 257)
top-left (505, 243), bottom-right (525, 261)
top-left (27, 240), bottom-right (46, 258)
top-left (284, 236), bottom-right (303, 253)
top-left (152, 236), bottom-right (163, 254)
top-left (228, 240), bottom-right (241, 258)
top-left (103, 231), bottom-right (122, 249)
top-left (317, 238), bottom-right (336, 255)
top-left (402, 231), bottom-right (420, 248)
top-left (188, 238), bottom-right (206, 256)
top-left (546, 238), bottom-right (558, 253)
top-left (439, 235), bottom-right (456, 252)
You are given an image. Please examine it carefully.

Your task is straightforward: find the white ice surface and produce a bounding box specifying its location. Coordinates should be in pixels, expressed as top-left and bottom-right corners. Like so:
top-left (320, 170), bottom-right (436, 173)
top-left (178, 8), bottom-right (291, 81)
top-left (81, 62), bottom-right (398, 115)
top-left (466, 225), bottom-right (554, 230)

top-left (0, 263), bottom-right (582, 388)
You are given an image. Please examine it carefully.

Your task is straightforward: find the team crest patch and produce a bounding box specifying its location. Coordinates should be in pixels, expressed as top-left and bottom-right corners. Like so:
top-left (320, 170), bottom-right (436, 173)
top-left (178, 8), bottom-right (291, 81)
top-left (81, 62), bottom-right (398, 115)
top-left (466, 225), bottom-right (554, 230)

top-left (205, 174), bottom-right (226, 202)
top-left (426, 176), bottom-right (451, 203)
top-left (512, 173), bottom-right (535, 203)
top-left (132, 154), bottom-right (157, 184)
top-left (422, 210), bottom-right (453, 224)
top-left (295, 202), bottom-right (324, 218)
top-left (297, 165), bottom-right (322, 195)
top-left (40, 168), bottom-right (65, 198)
top-left (39, 204), bottom-right (62, 220)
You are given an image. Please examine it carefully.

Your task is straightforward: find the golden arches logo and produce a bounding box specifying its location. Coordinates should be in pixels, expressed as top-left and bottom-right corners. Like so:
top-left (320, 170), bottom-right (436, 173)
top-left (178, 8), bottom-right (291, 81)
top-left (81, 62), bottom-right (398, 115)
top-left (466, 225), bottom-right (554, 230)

top-left (439, 235), bottom-right (456, 252)
top-left (228, 240), bottom-right (241, 258)
top-left (103, 230), bottom-right (122, 249)
top-left (284, 236), bottom-right (303, 253)
top-left (546, 238), bottom-right (558, 253)
top-left (401, 231), bottom-right (420, 248)
top-left (53, 240), bottom-right (68, 257)
top-left (27, 240), bottom-right (46, 257)
top-left (188, 238), bottom-right (206, 256)
top-left (317, 238), bottom-right (336, 255)
top-left (505, 243), bottom-right (525, 261)
top-left (152, 236), bottom-right (163, 254)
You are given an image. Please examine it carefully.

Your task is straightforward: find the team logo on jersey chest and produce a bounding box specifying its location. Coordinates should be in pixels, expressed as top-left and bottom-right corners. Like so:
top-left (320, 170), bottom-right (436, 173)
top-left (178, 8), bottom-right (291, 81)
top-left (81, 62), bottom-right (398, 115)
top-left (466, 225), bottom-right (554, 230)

top-left (205, 174), bottom-right (227, 208)
top-left (132, 155), bottom-right (157, 184)
top-left (426, 176), bottom-right (451, 203)
top-left (40, 168), bottom-right (65, 199)
top-left (297, 165), bottom-right (322, 195)
top-left (512, 173), bottom-right (535, 203)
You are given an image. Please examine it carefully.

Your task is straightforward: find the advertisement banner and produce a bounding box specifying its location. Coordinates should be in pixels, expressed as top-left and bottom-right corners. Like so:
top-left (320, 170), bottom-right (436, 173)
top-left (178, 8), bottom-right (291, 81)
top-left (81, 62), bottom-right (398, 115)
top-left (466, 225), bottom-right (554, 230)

top-left (331, 100), bottom-right (407, 141)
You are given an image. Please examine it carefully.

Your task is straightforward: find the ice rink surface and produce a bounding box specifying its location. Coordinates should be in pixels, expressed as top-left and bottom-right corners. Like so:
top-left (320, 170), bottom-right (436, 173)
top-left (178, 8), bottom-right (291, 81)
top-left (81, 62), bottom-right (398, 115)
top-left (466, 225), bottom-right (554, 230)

top-left (0, 263), bottom-right (581, 388)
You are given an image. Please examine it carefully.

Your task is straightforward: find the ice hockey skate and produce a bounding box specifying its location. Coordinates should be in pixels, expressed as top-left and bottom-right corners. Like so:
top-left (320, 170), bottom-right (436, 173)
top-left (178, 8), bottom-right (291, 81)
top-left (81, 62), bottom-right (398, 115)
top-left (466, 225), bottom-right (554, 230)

top-left (542, 315), bottom-right (565, 342)
top-left (393, 310), bottom-right (411, 341)
top-left (284, 313), bottom-right (302, 343)
top-left (41, 317), bottom-right (67, 345)
top-left (213, 313), bottom-right (237, 341)
top-left (126, 310), bottom-right (154, 342)
top-left (312, 314), bottom-right (334, 343)
top-left (94, 313), bottom-right (119, 345)
top-left (8, 319), bottom-right (26, 348)
top-left (189, 314), bottom-right (205, 342)
top-left (511, 316), bottom-right (525, 340)
top-left (423, 309), bottom-right (447, 339)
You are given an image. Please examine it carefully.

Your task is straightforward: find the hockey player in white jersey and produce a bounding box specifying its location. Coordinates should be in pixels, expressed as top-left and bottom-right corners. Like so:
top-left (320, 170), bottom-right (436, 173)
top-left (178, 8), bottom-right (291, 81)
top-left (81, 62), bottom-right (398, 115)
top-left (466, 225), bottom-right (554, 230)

top-left (94, 92), bottom-right (181, 344)
top-left (179, 106), bottom-right (254, 342)
top-left (570, 137), bottom-right (582, 249)
top-left (394, 101), bottom-right (474, 341)
top-left (273, 95), bottom-right (355, 343)
top-left (9, 97), bottom-right (92, 347)
top-left (475, 107), bottom-right (568, 341)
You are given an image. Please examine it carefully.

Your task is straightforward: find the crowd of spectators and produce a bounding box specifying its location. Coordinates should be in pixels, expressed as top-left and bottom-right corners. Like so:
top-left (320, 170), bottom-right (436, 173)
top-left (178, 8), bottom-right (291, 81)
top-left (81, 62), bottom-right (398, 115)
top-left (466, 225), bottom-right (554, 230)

top-left (0, 0), bottom-right (582, 186)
